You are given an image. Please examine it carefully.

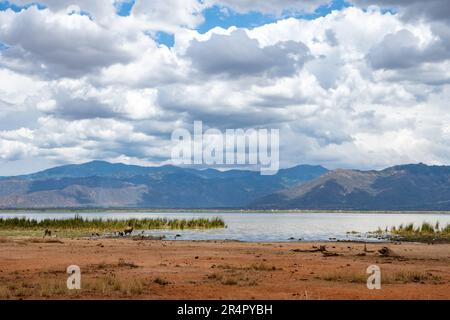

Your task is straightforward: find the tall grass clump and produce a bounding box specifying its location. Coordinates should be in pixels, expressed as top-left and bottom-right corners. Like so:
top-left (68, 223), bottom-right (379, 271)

top-left (0, 215), bottom-right (226, 231)
top-left (443, 224), bottom-right (450, 234)
top-left (388, 221), bottom-right (450, 242)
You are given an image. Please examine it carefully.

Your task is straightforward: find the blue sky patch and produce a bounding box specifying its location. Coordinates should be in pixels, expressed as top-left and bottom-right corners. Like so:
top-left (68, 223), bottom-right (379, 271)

top-left (0, 1), bottom-right (46, 12)
top-left (197, 6), bottom-right (277, 34)
top-left (0, 42), bottom-right (9, 51)
top-left (115, 0), bottom-right (135, 17)
top-left (154, 31), bottom-right (175, 48)
top-left (197, 0), bottom-right (352, 34)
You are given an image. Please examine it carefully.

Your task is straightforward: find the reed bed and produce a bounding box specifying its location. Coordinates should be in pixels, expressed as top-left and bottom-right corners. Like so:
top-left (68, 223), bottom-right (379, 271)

top-left (375, 222), bottom-right (450, 242)
top-left (0, 215), bottom-right (226, 231)
top-left (391, 222), bottom-right (450, 236)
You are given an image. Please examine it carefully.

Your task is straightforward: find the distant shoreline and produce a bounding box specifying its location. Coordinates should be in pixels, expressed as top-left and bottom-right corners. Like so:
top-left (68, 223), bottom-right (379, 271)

top-left (1, 208), bottom-right (450, 214)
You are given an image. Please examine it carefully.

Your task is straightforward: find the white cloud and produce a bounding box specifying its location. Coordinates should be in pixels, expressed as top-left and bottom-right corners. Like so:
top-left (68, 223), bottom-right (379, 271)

top-left (207, 0), bottom-right (331, 16)
top-left (131, 0), bottom-right (206, 33)
top-left (34, 78), bottom-right (161, 121)
top-left (185, 29), bottom-right (311, 78)
top-left (352, 0), bottom-right (450, 24)
top-left (10, 0), bottom-right (118, 22)
top-left (0, 6), bottom-right (141, 78)
top-left (1, 3), bottom-right (450, 174)
top-left (0, 68), bottom-right (45, 112)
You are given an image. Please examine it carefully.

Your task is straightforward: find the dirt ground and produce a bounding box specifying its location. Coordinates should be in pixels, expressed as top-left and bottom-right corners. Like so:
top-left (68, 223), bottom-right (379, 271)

top-left (0, 237), bottom-right (449, 300)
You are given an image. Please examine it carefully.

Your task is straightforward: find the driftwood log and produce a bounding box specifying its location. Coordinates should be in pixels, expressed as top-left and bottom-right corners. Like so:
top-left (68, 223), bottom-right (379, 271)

top-left (292, 245), bottom-right (341, 257)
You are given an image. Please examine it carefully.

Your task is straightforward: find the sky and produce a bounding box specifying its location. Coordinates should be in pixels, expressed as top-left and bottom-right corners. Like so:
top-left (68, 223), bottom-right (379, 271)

top-left (1, 0), bottom-right (450, 175)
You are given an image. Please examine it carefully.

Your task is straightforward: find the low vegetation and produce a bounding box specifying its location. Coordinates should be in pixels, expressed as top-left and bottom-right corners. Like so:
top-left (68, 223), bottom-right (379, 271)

top-left (321, 272), bottom-right (367, 283)
top-left (249, 263), bottom-right (279, 271)
top-left (0, 215), bottom-right (226, 231)
top-left (393, 271), bottom-right (442, 284)
top-left (153, 277), bottom-right (170, 286)
top-left (216, 263), bottom-right (279, 272)
top-left (321, 270), bottom-right (442, 285)
top-left (374, 222), bottom-right (450, 243)
top-left (222, 279), bottom-right (239, 286)
top-left (94, 259), bottom-right (139, 270)
top-left (0, 275), bottom-right (151, 299)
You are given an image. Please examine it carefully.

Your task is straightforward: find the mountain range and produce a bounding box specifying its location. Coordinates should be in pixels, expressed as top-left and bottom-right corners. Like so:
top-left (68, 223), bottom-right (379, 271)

top-left (1, 161), bottom-right (450, 210)
top-left (252, 163), bottom-right (450, 210)
top-left (0, 161), bottom-right (327, 209)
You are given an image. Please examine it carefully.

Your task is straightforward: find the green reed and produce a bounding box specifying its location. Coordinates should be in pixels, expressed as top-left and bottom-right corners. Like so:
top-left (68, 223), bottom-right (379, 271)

top-left (0, 215), bottom-right (226, 231)
top-left (386, 222), bottom-right (450, 243)
top-left (391, 222), bottom-right (450, 236)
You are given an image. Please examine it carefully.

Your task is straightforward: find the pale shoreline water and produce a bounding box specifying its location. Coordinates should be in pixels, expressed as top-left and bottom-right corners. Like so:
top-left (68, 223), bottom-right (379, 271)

top-left (2, 209), bottom-right (450, 214)
top-left (1, 211), bottom-right (450, 242)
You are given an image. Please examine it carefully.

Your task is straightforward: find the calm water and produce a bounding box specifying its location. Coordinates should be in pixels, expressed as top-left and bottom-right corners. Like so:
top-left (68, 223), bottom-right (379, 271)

top-left (2, 212), bottom-right (450, 242)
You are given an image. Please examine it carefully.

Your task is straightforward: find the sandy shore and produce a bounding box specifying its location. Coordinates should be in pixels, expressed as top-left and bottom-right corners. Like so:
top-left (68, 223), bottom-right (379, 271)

top-left (0, 237), bottom-right (449, 300)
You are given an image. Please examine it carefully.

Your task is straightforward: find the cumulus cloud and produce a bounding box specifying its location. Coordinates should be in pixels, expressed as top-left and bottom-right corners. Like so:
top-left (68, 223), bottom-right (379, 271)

top-left (0, 68), bottom-right (44, 111)
top-left (352, 0), bottom-right (450, 23)
top-left (186, 30), bottom-right (311, 78)
top-left (131, 0), bottom-right (205, 33)
top-left (208, 0), bottom-right (331, 15)
top-left (1, 2), bottom-right (450, 175)
top-left (367, 29), bottom-right (450, 69)
top-left (8, 0), bottom-right (118, 21)
top-left (130, 0), bottom-right (331, 32)
top-left (34, 79), bottom-right (161, 121)
top-left (0, 117), bottom-right (166, 165)
top-left (0, 6), bottom-right (137, 78)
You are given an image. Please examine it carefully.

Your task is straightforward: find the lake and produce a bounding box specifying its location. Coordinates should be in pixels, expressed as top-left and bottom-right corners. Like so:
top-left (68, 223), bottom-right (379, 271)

top-left (2, 212), bottom-right (450, 242)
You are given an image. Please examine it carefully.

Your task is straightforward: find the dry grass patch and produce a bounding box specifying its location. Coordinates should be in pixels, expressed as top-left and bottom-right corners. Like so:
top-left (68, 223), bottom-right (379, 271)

top-left (39, 280), bottom-right (71, 298)
top-left (0, 286), bottom-right (11, 299)
top-left (217, 263), bottom-right (280, 272)
top-left (222, 278), bottom-right (239, 286)
top-left (153, 277), bottom-right (170, 286)
top-left (1, 275), bottom-right (150, 299)
top-left (207, 273), bottom-right (223, 281)
top-left (321, 272), bottom-right (367, 283)
top-left (250, 263), bottom-right (279, 271)
top-left (391, 271), bottom-right (442, 284)
top-left (320, 270), bottom-right (443, 285)
top-left (81, 275), bottom-right (148, 296)
top-left (93, 259), bottom-right (140, 270)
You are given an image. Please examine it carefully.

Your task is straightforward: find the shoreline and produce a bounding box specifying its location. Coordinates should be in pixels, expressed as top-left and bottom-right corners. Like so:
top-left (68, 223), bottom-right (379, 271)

top-left (1, 237), bottom-right (449, 300)
top-left (2, 209), bottom-right (450, 214)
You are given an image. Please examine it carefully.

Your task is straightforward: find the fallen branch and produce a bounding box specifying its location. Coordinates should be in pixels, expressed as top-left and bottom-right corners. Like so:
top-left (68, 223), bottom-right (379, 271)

top-left (291, 245), bottom-right (327, 253)
top-left (292, 245), bottom-right (341, 257)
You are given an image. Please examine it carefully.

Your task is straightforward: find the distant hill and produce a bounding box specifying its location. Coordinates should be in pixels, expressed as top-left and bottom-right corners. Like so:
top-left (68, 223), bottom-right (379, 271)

top-left (5, 161), bottom-right (450, 210)
top-left (250, 164), bottom-right (450, 210)
top-left (0, 161), bottom-right (328, 209)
